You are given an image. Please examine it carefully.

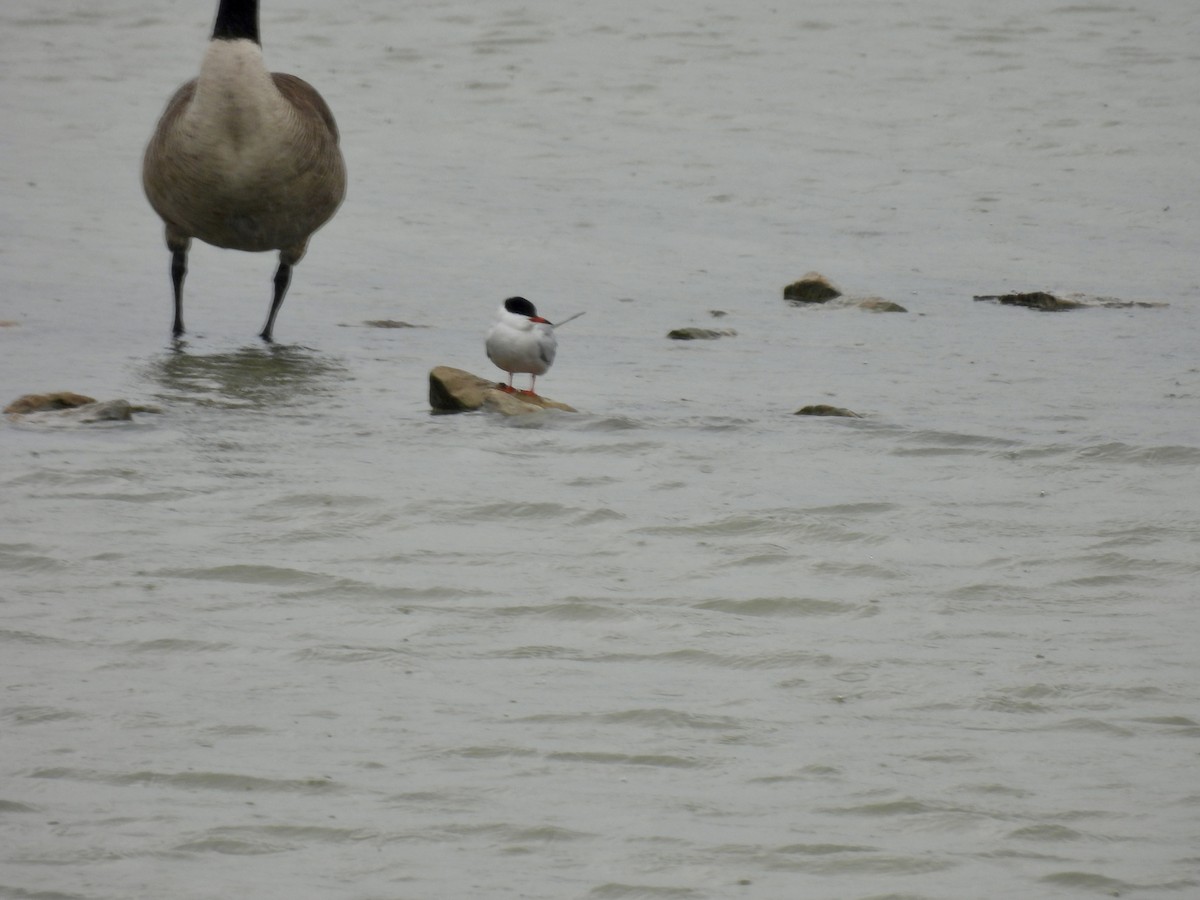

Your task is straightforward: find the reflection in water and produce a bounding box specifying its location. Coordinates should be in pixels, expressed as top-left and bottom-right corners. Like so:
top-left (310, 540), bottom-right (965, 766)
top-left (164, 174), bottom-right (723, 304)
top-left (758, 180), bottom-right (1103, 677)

top-left (144, 344), bottom-right (347, 409)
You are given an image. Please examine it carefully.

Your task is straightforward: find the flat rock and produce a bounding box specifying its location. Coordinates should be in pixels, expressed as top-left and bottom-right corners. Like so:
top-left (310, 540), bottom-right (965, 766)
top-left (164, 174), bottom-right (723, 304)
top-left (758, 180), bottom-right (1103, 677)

top-left (429, 366), bottom-right (576, 415)
top-left (784, 272), bottom-right (842, 305)
top-left (667, 327), bottom-right (738, 340)
top-left (795, 404), bottom-right (862, 418)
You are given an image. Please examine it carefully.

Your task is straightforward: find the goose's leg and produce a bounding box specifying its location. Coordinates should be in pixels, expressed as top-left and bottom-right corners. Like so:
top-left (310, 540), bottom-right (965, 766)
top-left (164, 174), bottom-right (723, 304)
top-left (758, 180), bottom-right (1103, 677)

top-left (260, 259), bottom-right (292, 343)
top-left (167, 231), bottom-right (190, 338)
top-left (262, 245), bottom-right (309, 343)
top-left (170, 249), bottom-right (187, 336)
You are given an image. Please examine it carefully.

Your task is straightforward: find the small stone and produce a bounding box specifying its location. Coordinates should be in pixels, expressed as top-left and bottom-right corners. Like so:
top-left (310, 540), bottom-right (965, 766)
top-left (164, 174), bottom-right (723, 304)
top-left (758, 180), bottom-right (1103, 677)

top-left (784, 272), bottom-right (841, 304)
top-left (667, 328), bottom-right (737, 340)
top-left (795, 404), bottom-right (862, 418)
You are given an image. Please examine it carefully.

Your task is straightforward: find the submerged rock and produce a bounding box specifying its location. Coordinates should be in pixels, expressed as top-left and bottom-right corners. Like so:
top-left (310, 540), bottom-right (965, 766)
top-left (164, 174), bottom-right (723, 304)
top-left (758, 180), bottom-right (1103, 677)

top-left (795, 404), bottom-right (862, 418)
top-left (973, 291), bottom-right (1167, 311)
top-left (784, 272), bottom-right (841, 305)
top-left (667, 327), bottom-right (737, 340)
top-left (429, 366), bottom-right (576, 415)
top-left (855, 297), bottom-right (908, 313)
top-left (362, 319), bottom-right (423, 328)
top-left (65, 400), bottom-right (136, 422)
top-left (973, 291), bottom-right (1082, 311)
top-left (783, 274), bottom-right (904, 311)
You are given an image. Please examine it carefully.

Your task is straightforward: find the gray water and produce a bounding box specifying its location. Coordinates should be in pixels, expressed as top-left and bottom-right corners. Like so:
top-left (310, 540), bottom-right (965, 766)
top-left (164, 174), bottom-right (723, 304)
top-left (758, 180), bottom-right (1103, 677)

top-left (3, 1), bottom-right (1200, 898)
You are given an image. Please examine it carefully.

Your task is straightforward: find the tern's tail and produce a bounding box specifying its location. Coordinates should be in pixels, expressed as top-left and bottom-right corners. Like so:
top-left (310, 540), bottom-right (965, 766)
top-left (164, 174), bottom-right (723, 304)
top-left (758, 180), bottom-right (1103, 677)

top-left (551, 312), bottom-right (586, 329)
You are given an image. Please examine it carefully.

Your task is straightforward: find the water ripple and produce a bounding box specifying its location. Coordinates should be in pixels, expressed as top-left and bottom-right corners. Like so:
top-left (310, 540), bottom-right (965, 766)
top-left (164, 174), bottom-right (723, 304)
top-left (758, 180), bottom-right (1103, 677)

top-left (693, 597), bottom-right (866, 618)
top-left (29, 768), bottom-right (340, 794)
top-left (546, 751), bottom-right (702, 769)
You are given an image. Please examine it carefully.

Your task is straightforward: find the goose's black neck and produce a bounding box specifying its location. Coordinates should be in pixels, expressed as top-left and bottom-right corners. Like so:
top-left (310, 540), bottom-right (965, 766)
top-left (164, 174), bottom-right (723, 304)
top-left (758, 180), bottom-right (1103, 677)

top-left (212, 0), bottom-right (260, 44)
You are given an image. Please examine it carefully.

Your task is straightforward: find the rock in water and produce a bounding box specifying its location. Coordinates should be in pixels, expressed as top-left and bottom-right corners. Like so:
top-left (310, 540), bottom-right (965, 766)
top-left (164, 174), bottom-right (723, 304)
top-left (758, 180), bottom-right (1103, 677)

top-left (363, 319), bottom-right (422, 329)
top-left (69, 400), bottom-right (136, 422)
top-left (973, 291), bottom-right (1167, 311)
top-left (784, 272), bottom-right (842, 305)
top-left (795, 404), bottom-right (862, 418)
top-left (855, 297), bottom-right (908, 313)
top-left (972, 291), bottom-right (1082, 311)
top-left (429, 366), bottom-right (576, 415)
top-left (5, 392), bottom-right (96, 415)
top-left (667, 327), bottom-right (738, 340)
top-left (5, 393), bottom-right (161, 423)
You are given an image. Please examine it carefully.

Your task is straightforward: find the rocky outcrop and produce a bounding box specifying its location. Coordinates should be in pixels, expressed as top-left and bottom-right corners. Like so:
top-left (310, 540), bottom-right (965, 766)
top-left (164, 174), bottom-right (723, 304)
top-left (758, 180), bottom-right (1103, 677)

top-left (784, 272), bottom-right (841, 305)
top-left (795, 404), bottom-right (862, 418)
top-left (429, 366), bottom-right (576, 415)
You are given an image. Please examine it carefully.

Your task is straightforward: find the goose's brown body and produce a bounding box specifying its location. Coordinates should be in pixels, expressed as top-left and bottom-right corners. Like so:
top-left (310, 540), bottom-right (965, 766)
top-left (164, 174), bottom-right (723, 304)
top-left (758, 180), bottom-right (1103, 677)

top-left (143, 8), bottom-right (345, 342)
top-left (144, 73), bottom-right (344, 258)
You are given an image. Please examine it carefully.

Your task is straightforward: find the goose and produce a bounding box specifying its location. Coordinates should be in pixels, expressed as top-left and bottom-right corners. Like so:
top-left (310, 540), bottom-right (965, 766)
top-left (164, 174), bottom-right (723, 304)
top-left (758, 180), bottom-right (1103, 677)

top-left (143, 0), bottom-right (346, 342)
top-left (485, 297), bottom-right (558, 395)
